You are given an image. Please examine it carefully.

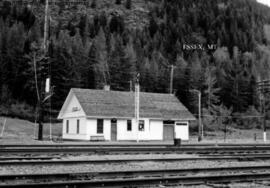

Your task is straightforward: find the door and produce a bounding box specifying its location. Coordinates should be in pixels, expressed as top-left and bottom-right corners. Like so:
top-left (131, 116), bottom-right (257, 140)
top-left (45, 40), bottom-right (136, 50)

top-left (163, 121), bottom-right (175, 141)
top-left (111, 119), bottom-right (117, 141)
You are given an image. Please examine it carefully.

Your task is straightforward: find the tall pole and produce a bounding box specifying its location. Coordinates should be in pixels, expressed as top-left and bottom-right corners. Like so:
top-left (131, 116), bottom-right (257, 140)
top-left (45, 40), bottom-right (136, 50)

top-left (257, 79), bottom-right (270, 142)
top-left (43, 0), bottom-right (49, 52)
top-left (170, 65), bottom-right (174, 94)
top-left (263, 81), bottom-right (267, 142)
top-left (37, 0), bottom-right (49, 141)
top-left (198, 91), bottom-right (202, 139)
top-left (129, 80), bottom-right (132, 92)
top-left (190, 89), bottom-right (202, 141)
top-left (137, 84), bottom-right (140, 143)
top-left (135, 73), bottom-right (140, 143)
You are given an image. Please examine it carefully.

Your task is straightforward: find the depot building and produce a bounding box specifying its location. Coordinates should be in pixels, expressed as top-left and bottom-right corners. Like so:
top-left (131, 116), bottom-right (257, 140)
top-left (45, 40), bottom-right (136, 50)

top-left (57, 88), bottom-right (196, 141)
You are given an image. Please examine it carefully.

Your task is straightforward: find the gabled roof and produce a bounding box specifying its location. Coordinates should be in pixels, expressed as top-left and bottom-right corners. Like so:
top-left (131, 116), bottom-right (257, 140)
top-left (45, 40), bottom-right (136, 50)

top-left (60, 88), bottom-right (195, 120)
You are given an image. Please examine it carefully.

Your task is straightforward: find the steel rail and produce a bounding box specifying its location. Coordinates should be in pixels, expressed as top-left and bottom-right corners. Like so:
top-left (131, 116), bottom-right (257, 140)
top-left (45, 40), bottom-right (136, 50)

top-left (2, 143), bottom-right (270, 148)
top-left (1, 146), bottom-right (270, 152)
top-left (1, 166), bottom-right (270, 187)
top-left (1, 154), bottom-right (270, 165)
top-left (1, 152), bottom-right (270, 162)
top-left (0, 157), bottom-right (57, 161)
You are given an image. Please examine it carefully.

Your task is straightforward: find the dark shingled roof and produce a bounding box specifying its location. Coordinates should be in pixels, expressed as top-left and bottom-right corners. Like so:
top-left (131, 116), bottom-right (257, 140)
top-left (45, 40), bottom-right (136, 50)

top-left (71, 88), bottom-right (195, 120)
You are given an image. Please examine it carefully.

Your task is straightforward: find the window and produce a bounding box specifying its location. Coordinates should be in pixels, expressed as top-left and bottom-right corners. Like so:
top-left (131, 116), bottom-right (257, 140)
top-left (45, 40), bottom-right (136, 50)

top-left (139, 120), bottom-right (144, 131)
top-left (127, 120), bottom-right (132, 131)
top-left (72, 107), bottom-right (79, 112)
top-left (66, 120), bottom-right (69, 134)
top-left (77, 119), bottom-right (80, 134)
top-left (97, 119), bottom-right (104, 134)
top-left (176, 122), bottom-right (188, 126)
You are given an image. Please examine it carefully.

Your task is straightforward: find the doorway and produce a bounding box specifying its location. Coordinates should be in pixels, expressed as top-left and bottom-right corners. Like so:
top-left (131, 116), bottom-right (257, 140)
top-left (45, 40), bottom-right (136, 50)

top-left (111, 119), bottom-right (117, 141)
top-left (163, 120), bottom-right (175, 141)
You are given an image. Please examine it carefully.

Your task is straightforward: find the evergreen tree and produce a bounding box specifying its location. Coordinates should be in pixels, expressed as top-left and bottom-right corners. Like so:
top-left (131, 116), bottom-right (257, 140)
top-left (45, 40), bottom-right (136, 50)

top-left (95, 28), bottom-right (110, 88)
top-left (115, 0), bottom-right (122, 5)
top-left (109, 35), bottom-right (133, 91)
top-left (203, 66), bottom-right (220, 111)
top-left (91, 0), bottom-right (97, 8)
top-left (125, 0), bottom-right (132, 9)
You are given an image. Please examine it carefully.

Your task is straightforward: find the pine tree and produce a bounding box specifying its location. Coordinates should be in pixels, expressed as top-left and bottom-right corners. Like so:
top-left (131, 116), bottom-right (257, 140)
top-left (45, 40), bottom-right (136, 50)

top-left (203, 66), bottom-right (220, 111)
top-left (115, 0), bottom-right (122, 5)
top-left (109, 35), bottom-right (133, 91)
top-left (125, 0), bottom-right (132, 9)
top-left (91, 0), bottom-right (97, 8)
top-left (95, 28), bottom-right (109, 88)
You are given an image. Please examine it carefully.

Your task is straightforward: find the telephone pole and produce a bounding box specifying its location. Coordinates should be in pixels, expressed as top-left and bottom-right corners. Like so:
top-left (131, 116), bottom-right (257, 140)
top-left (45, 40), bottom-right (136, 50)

top-left (169, 65), bottom-right (175, 94)
top-left (135, 73), bottom-right (140, 143)
top-left (190, 89), bottom-right (202, 141)
top-left (257, 79), bottom-right (270, 142)
top-left (37, 0), bottom-right (50, 140)
top-left (43, 0), bottom-right (49, 52)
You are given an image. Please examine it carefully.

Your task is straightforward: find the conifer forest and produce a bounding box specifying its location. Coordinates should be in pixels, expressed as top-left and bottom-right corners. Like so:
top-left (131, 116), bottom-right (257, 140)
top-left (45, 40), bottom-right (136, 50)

top-left (0, 0), bottom-right (270, 132)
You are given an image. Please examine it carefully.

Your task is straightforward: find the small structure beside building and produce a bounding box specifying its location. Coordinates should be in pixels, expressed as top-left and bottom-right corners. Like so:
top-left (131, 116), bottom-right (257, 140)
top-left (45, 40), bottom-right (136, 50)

top-left (57, 88), bottom-right (196, 141)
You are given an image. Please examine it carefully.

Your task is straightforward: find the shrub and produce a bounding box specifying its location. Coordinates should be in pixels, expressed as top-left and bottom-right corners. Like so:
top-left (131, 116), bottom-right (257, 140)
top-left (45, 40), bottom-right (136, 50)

top-left (10, 102), bottom-right (35, 121)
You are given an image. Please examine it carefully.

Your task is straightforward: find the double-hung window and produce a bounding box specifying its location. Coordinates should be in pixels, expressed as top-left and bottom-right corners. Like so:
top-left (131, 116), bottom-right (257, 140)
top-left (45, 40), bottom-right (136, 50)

top-left (127, 120), bottom-right (132, 131)
top-left (139, 120), bottom-right (144, 131)
top-left (76, 119), bottom-right (80, 134)
top-left (66, 120), bottom-right (69, 134)
top-left (97, 119), bottom-right (104, 134)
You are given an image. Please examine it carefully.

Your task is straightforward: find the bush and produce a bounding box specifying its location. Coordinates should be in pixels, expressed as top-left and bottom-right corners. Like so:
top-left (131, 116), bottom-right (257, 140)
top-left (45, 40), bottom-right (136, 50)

top-left (10, 102), bottom-right (35, 121)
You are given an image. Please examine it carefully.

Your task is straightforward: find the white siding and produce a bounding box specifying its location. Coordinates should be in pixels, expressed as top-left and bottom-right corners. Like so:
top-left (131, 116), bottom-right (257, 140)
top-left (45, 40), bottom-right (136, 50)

top-left (62, 117), bottom-right (88, 140)
top-left (117, 119), bottom-right (163, 141)
top-left (87, 119), bottom-right (111, 140)
top-left (149, 120), bottom-right (163, 140)
top-left (61, 95), bottom-right (85, 118)
top-left (175, 121), bottom-right (189, 140)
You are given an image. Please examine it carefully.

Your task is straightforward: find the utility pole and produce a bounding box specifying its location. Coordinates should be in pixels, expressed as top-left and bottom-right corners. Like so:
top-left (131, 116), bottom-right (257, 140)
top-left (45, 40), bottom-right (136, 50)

top-left (43, 0), bottom-right (49, 52)
top-left (190, 89), bottom-right (202, 141)
top-left (199, 91), bottom-right (202, 139)
top-left (129, 80), bottom-right (132, 92)
top-left (169, 65), bottom-right (174, 94)
top-left (257, 79), bottom-right (270, 142)
top-left (37, 0), bottom-right (49, 140)
top-left (135, 73), bottom-right (140, 143)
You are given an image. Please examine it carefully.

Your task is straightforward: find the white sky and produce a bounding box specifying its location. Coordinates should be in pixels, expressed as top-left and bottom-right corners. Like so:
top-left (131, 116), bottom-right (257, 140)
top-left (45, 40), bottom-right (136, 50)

top-left (257, 0), bottom-right (270, 7)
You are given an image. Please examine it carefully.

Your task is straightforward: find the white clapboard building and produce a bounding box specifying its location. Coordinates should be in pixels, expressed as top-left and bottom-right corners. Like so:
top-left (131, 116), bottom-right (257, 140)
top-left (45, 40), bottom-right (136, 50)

top-left (57, 88), bottom-right (196, 141)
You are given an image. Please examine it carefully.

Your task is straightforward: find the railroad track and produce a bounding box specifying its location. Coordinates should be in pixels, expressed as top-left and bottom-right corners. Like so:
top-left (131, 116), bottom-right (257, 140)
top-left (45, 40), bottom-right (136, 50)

top-left (1, 153), bottom-right (270, 165)
top-left (2, 143), bottom-right (270, 147)
top-left (1, 145), bottom-right (270, 156)
top-left (1, 165), bottom-right (270, 187)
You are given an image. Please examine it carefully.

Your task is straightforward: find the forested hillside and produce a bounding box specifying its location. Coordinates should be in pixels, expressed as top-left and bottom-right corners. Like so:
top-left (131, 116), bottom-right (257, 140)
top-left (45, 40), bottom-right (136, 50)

top-left (0, 0), bottom-right (270, 130)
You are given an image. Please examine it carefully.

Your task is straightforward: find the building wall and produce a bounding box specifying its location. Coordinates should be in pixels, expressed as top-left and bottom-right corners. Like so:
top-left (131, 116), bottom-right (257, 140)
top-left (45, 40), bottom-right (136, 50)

top-left (175, 121), bottom-right (189, 140)
top-left (117, 119), bottom-right (163, 141)
top-left (149, 120), bottom-right (163, 140)
top-left (62, 117), bottom-right (88, 140)
top-left (62, 117), bottom-right (190, 141)
top-left (86, 119), bottom-right (111, 140)
top-left (60, 94), bottom-right (85, 119)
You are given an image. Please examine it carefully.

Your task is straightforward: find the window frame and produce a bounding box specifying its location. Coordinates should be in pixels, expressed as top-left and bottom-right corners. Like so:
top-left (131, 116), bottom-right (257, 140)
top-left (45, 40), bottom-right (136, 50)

top-left (139, 120), bottom-right (145, 131)
top-left (127, 120), bottom-right (132, 131)
top-left (76, 119), bottom-right (80, 134)
top-left (97, 119), bottom-right (104, 134)
top-left (66, 120), bottom-right (69, 134)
